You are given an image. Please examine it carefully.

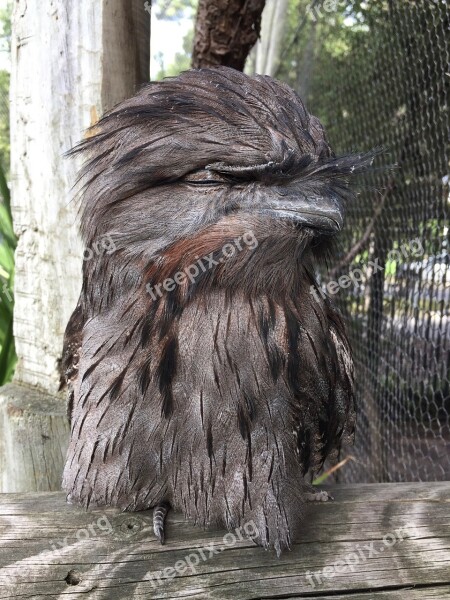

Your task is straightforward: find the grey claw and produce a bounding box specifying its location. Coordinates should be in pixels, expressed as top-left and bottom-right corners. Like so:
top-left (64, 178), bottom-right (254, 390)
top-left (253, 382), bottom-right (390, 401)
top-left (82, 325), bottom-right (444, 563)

top-left (153, 501), bottom-right (170, 544)
top-left (305, 490), bottom-right (333, 502)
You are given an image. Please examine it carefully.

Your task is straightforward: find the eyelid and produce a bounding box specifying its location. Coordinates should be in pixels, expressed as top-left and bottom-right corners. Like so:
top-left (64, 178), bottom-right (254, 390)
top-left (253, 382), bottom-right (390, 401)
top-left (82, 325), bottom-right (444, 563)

top-left (182, 169), bottom-right (229, 184)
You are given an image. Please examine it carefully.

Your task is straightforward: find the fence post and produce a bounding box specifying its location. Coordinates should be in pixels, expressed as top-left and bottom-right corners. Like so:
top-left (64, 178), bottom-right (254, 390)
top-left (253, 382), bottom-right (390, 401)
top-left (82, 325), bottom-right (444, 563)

top-left (0, 0), bottom-right (150, 492)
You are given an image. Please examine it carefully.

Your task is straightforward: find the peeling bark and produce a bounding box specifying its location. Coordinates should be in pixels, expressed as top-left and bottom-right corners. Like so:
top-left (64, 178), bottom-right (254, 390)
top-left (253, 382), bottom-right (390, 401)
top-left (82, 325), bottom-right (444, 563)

top-left (10, 0), bottom-right (150, 392)
top-left (192, 0), bottom-right (266, 71)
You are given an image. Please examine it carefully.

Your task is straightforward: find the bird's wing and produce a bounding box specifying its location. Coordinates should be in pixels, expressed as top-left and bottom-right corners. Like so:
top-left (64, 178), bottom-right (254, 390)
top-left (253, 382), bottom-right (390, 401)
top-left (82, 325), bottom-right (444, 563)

top-left (60, 302), bottom-right (85, 422)
top-left (290, 295), bottom-right (356, 476)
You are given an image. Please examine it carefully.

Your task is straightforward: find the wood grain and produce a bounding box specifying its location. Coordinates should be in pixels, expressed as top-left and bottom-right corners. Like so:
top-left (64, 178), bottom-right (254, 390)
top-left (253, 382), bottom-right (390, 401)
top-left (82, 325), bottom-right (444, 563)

top-left (0, 483), bottom-right (448, 599)
top-left (0, 384), bottom-right (69, 492)
top-left (10, 0), bottom-right (150, 393)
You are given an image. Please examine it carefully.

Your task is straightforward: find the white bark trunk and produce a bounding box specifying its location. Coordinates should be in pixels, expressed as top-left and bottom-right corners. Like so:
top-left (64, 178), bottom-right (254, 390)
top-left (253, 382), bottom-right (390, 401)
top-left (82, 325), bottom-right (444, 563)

top-left (10, 0), bottom-right (149, 393)
top-left (250, 0), bottom-right (289, 77)
top-left (0, 0), bottom-right (149, 493)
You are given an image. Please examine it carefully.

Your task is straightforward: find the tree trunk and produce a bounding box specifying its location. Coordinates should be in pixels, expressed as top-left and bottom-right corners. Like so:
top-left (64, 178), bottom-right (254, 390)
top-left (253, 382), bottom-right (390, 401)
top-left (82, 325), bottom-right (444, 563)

top-left (296, 20), bottom-right (317, 100)
top-left (0, 0), bottom-right (150, 493)
top-left (252, 0), bottom-right (289, 76)
top-left (192, 0), bottom-right (266, 71)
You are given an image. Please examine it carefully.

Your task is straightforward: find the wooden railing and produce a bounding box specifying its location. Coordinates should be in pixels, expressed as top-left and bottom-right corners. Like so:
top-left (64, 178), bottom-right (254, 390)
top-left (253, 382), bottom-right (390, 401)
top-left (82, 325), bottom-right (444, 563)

top-left (0, 482), bottom-right (449, 599)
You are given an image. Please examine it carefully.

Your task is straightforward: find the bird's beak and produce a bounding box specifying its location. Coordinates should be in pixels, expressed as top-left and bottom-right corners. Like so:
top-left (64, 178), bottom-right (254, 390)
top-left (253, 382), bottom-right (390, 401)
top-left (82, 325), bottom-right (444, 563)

top-left (266, 188), bottom-right (344, 233)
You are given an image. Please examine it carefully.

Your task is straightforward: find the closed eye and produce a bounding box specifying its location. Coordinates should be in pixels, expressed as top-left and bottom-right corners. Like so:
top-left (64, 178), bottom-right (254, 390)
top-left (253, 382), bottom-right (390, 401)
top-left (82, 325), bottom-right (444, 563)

top-left (181, 169), bottom-right (231, 185)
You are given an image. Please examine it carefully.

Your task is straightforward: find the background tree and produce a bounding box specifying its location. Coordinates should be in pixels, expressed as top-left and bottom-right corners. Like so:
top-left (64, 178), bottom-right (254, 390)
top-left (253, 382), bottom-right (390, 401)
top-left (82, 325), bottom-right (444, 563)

top-left (192, 0), bottom-right (266, 69)
top-left (246, 0), bottom-right (289, 76)
top-left (153, 0), bottom-right (197, 79)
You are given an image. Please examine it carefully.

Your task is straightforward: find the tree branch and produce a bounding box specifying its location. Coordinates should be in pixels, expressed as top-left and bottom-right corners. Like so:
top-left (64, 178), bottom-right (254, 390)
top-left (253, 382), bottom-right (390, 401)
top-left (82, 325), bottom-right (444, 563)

top-left (192, 0), bottom-right (266, 71)
top-left (329, 178), bottom-right (394, 279)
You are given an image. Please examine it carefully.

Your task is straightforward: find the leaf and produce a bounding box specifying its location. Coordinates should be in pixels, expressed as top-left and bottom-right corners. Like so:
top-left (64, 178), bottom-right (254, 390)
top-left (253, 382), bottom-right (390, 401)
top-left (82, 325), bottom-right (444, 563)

top-left (313, 455), bottom-right (356, 485)
top-left (0, 202), bottom-right (15, 249)
top-left (0, 309), bottom-right (13, 385)
top-left (0, 159), bottom-right (17, 383)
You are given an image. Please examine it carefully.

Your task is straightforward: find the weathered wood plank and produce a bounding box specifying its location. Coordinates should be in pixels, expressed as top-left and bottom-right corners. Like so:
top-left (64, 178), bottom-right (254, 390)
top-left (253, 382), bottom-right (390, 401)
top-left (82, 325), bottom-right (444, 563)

top-left (281, 589), bottom-right (450, 599)
top-left (0, 483), bottom-right (448, 599)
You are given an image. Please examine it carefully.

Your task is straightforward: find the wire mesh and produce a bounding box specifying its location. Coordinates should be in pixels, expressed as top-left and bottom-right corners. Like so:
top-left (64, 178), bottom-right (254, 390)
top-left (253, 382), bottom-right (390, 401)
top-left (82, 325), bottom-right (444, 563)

top-left (281, 0), bottom-right (449, 482)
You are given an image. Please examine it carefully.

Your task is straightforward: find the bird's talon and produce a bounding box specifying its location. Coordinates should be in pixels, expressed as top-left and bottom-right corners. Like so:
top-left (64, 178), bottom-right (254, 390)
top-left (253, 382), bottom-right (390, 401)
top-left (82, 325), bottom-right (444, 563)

top-left (305, 490), bottom-right (333, 502)
top-left (153, 502), bottom-right (170, 545)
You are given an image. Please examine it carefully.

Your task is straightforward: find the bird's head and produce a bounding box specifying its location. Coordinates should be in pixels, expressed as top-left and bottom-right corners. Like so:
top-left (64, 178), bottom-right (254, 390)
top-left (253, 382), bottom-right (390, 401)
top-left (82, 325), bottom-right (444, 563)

top-left (74, 67), bottom-right (371, 295)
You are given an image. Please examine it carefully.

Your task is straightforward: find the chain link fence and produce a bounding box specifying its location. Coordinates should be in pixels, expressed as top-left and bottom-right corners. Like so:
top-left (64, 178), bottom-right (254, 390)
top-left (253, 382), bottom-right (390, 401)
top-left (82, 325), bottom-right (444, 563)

top-left (281, 0), bottom-right (449, 482)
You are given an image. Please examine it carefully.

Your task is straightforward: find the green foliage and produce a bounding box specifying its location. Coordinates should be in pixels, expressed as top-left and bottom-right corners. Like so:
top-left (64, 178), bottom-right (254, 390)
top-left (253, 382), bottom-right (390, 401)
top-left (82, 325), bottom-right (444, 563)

top-left (153, 0), bottom-right (197, 80)
top-left (280, 0), bottom-right (449, 455)
top-left (0, 1), bottom-right (14, 384)
top-left (277, 0), bottom-right (448, 285)
top-left (0, 161), bottom-right (16, 385)
top-left (154, 26), bottom-right (194, 80)
top-left (154, 0), bottom-right (197, 21)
